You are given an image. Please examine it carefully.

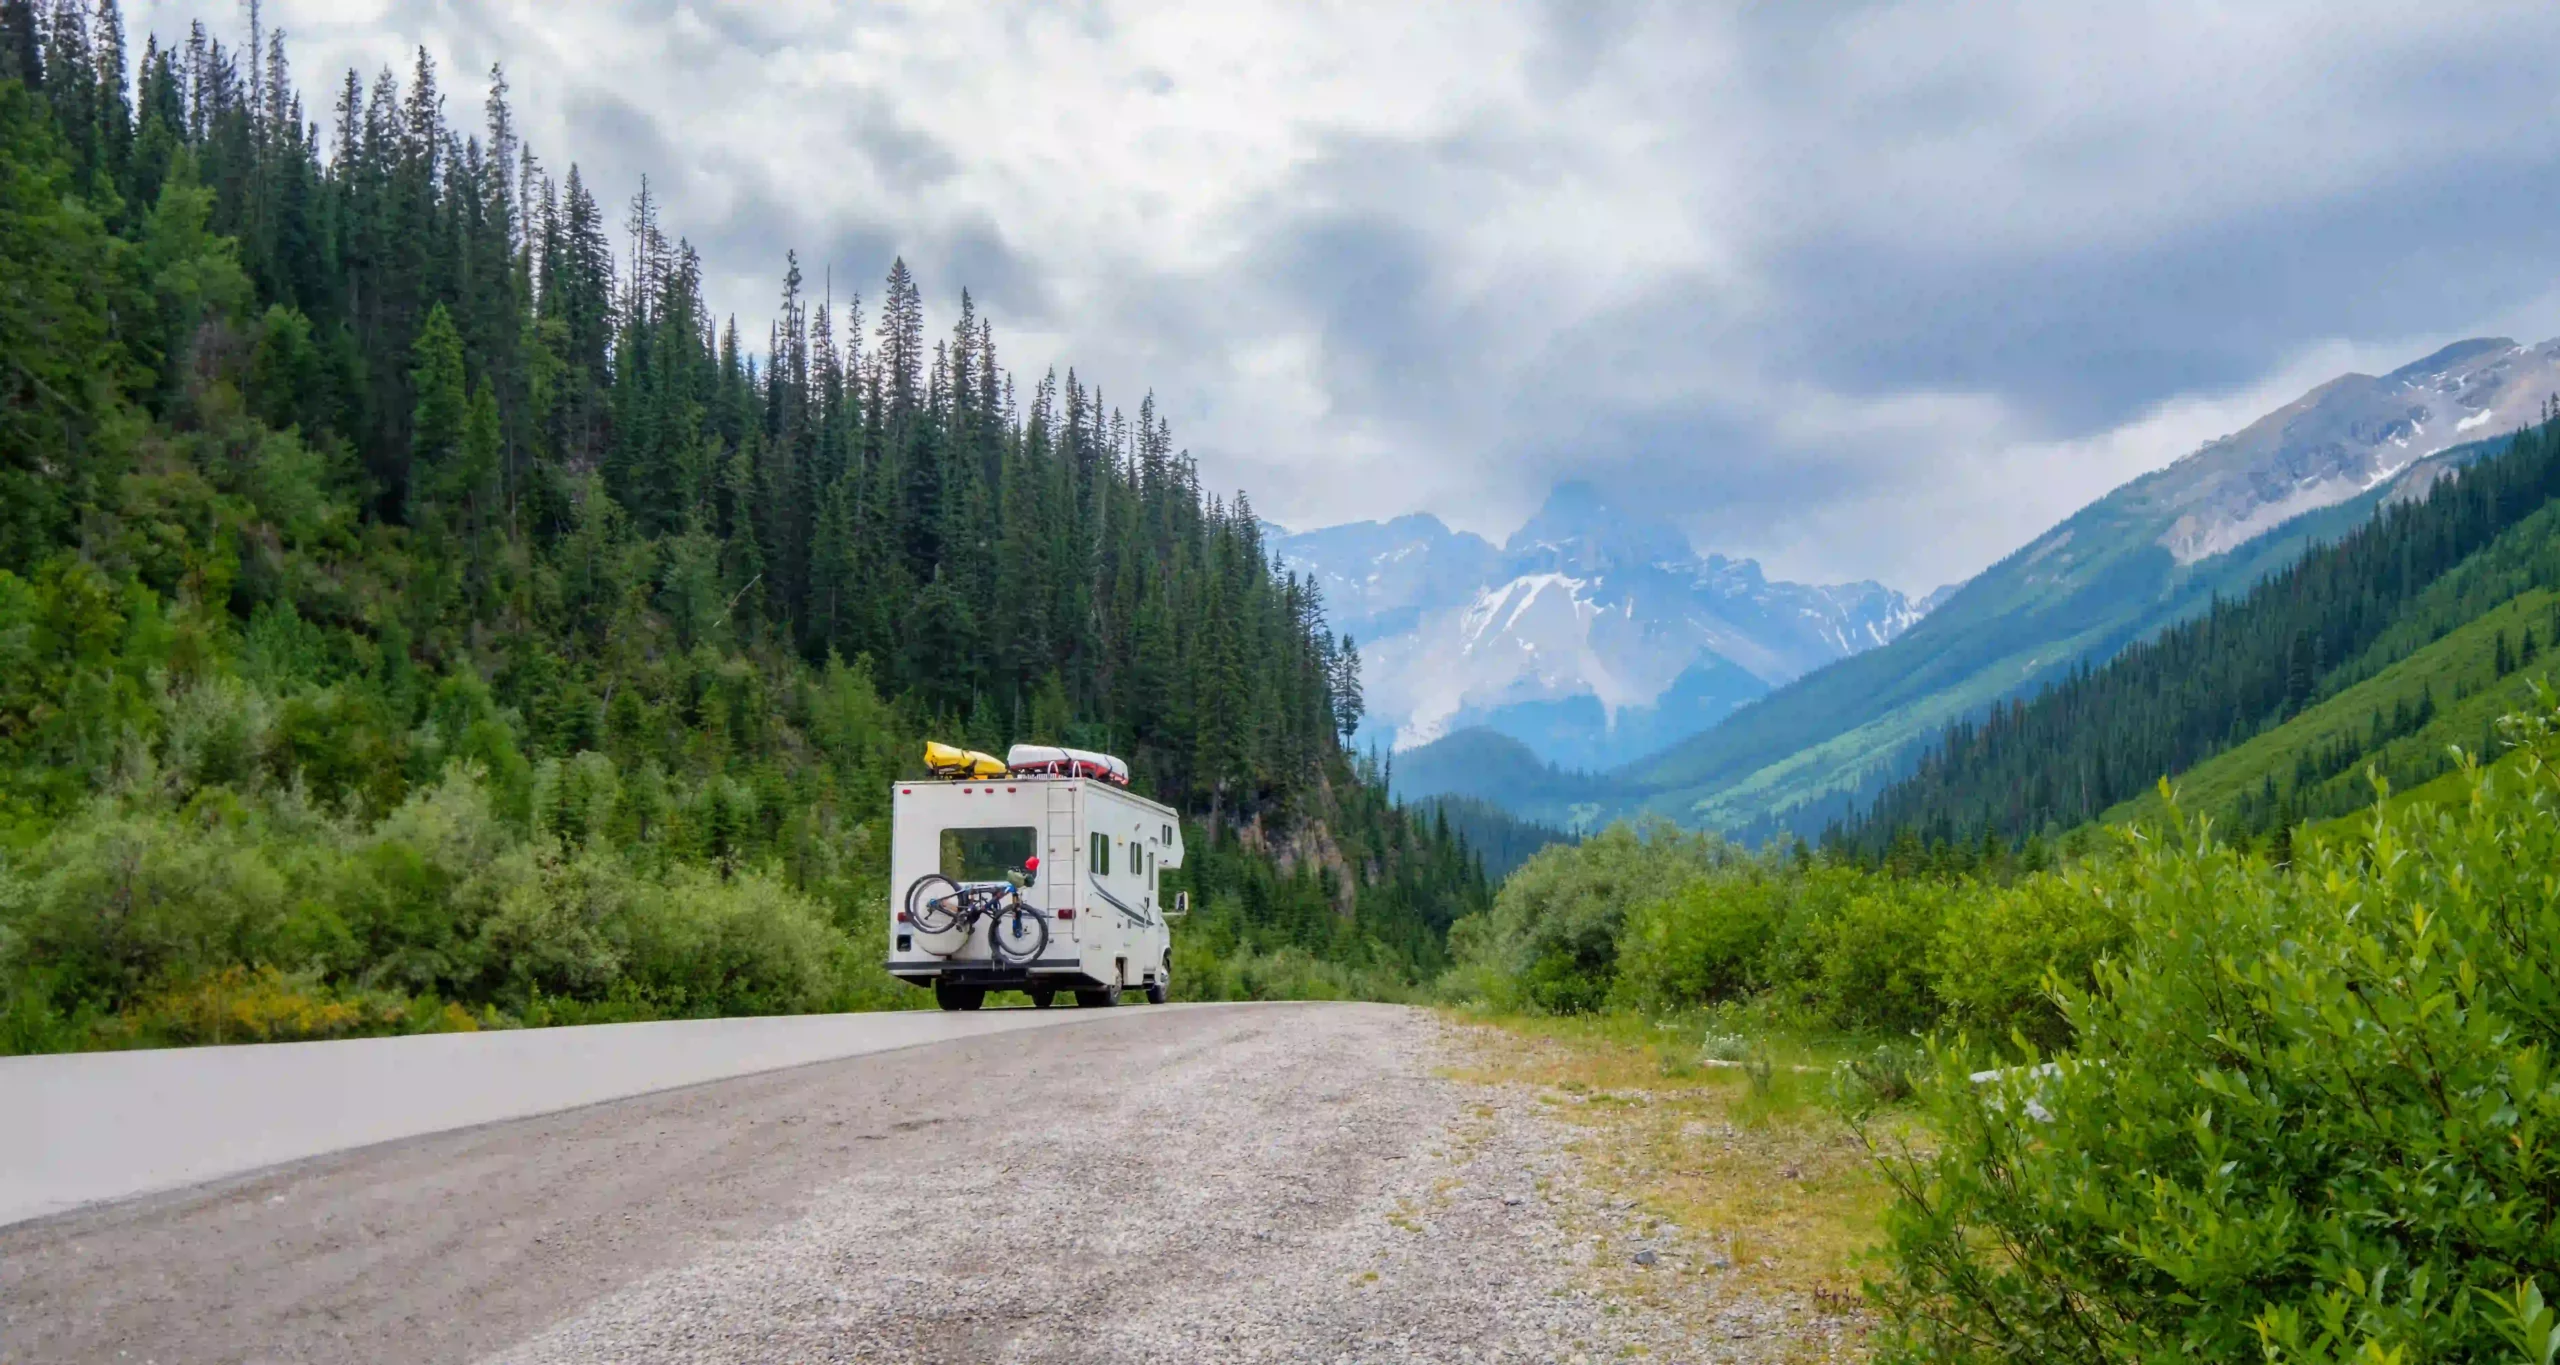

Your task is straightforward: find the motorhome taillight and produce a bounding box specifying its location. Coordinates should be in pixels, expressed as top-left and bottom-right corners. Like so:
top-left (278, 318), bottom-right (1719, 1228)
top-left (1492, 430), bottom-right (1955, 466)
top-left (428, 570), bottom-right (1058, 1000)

top-left (896, 910), bottom-right (911, 923)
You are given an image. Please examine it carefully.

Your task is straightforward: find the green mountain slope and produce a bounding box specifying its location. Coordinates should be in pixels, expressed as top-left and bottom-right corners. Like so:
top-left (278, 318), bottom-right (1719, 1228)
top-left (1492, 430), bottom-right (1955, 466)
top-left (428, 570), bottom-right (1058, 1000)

top-left (2104, 588), bottom-right (2560, 836)
top-left (1618, 461), bottom-right (2444, 831)
top-left (1610, 338), bottom-right (2560, 836)
top-left (1847, 416), bottom-right (2560, 849)
top-left (1405, 795), bottom-right (1576, 881)
top-left (1387, 728), bottom-right (1608, 825)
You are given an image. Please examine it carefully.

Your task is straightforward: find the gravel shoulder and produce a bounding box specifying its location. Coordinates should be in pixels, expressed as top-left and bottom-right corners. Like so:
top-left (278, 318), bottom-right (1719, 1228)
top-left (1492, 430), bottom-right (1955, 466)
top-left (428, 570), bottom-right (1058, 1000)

top-left (2, 1002), bottom-right (1811, 1365)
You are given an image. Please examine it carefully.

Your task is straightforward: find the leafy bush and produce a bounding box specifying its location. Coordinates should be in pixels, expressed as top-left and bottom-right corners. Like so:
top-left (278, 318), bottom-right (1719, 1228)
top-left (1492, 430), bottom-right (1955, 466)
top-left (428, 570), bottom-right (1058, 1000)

top-left (1612, 869), bottom-right (1790, 1012)
top-left (1174, 937), bottom-right (1421, 1004)
top-left (618, 867), bottom-right (846, 1016)
top-left (1925, 866), bottom-right (2127, 1052)
top-left (0, 757), bottom-right (871, 1047)
top-left (1765, 871), bottom-right (1950, 1033)
top-left (0, 797), bottom-right (306, 1010)
top-left (102, 965), bottom-right (481, 1047)
top-left (1445, 820), bottom-right (1736, 1014)
top-left (1868, 711), bottom-right (2560, 1363)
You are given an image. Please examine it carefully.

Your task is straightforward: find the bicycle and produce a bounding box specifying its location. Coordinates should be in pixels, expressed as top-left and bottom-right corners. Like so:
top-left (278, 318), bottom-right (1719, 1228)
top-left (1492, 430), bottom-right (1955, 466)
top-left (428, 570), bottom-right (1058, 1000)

top-left (904, 869), bottom-right (1051, 964)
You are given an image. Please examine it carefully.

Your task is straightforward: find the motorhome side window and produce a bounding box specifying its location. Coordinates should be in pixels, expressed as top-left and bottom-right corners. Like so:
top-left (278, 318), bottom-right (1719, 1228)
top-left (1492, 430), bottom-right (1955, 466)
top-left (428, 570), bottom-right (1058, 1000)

top-left (940, 826), bottom-right (1037, 883)
top-left (1090, 831), bottom-right (1110, 876)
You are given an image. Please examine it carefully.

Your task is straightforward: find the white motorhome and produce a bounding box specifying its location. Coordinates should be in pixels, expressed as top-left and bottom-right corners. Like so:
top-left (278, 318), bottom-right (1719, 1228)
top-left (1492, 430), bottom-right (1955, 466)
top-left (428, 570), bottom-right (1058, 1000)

top-left (887, 745), bottom-right (1187, 1010)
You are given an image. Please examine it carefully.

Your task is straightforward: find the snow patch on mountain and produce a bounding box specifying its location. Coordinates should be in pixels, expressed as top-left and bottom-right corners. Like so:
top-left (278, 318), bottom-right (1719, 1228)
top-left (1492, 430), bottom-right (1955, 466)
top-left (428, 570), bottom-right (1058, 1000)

top-left (2152, 338), bottom-right (2560, 566)
top-left (1274, 482), bottom-right (1943, 767)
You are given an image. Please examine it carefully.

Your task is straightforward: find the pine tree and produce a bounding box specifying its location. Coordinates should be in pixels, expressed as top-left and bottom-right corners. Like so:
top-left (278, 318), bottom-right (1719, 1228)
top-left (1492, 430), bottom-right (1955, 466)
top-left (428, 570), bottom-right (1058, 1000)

top-left (408, 302), bottom-right (467, 524)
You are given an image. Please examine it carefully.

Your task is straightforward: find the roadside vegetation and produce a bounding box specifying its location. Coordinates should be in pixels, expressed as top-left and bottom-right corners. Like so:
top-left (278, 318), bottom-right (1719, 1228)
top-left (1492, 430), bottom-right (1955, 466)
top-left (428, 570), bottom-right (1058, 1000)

top-left (1443, 1010), bottom-right (1892, 1361)
top-left (1448, 706), bottom-right (2560, 1362)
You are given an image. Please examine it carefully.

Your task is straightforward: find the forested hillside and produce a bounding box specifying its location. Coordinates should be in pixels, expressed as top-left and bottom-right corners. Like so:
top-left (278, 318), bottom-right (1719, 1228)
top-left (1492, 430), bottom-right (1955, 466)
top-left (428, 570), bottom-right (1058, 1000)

top-left (1608, 351), bottom-right (2534, 840)
top-left (1402, 795), bottom-right (1573, 882)
top-left (1848, 412), bottom-right (2560, 850)
top-left (0, 6), bottom-right (1485, 1051)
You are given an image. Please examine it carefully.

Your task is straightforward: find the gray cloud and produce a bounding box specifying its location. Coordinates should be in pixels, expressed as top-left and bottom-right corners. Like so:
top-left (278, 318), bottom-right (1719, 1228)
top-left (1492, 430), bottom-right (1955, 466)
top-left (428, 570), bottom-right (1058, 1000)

top-left (142, 0), bottom-right (2560, 590)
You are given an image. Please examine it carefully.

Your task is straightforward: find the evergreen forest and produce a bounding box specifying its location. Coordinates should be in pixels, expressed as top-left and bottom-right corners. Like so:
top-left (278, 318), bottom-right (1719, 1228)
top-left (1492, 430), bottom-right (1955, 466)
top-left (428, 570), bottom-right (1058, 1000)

top-left (0, 3), bottom-right (1490, 1052)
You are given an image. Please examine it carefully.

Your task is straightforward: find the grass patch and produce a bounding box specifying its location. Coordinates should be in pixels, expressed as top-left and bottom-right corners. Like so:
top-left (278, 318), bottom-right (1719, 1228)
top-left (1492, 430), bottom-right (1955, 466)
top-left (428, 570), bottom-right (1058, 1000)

top-left (1441, 1008), bottom-right (1909, 1358)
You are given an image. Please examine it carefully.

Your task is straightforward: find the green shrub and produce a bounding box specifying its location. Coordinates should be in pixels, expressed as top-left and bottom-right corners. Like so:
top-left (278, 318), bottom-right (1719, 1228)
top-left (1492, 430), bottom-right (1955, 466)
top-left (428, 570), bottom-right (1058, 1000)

top-left (337, 767), bottom-right (523, 998)
top-left (1446, 820), bottom-right (1735, 1013)
top-left (617, 866), bottom-right (848, 1016)
top-left (1611, 869), bottom-right (1789, 1012)
top-left (1925, 866), bottom-right (2127, 1053)
top-left (102, 965), bottom-right (434, 1046)
top-left (1768, 871), bottom-right (1949, 1033)
top-left (0, 798), bottom-right (302, 1010)
top-left (1172, 935), bottom-right (1420, 1003)
top-left (1869, 711), bottom-right (2560, 1363)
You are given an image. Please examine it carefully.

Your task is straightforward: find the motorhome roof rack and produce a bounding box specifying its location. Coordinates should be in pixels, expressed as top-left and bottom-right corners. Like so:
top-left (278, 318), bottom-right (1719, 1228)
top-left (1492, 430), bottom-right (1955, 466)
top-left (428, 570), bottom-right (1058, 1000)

top-left (1004, 744), bottom-right (1130, 785)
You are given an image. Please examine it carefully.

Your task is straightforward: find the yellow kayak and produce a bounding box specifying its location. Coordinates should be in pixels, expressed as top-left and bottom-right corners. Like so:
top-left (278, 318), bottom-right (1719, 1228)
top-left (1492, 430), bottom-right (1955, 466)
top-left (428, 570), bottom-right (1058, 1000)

top-left (923, 741), bottom-right (1008, 780)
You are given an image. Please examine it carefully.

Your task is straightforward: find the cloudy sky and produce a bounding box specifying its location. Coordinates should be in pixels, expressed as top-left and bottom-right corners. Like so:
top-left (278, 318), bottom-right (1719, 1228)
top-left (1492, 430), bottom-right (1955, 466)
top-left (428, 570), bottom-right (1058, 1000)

top-left (143, 1), bottom-right (2560, 592)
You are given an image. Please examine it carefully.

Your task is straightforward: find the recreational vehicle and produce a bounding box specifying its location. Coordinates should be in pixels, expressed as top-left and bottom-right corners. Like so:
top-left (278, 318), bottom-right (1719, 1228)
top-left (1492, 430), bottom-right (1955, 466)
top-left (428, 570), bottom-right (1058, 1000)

top-left (887, 744), bottom-right (1187, 1010)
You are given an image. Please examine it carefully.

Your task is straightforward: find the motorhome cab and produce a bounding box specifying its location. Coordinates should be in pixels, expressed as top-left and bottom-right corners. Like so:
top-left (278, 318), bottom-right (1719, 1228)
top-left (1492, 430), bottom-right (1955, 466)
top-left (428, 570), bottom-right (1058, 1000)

top-left (888, 743), bottom-right (1187, 1010)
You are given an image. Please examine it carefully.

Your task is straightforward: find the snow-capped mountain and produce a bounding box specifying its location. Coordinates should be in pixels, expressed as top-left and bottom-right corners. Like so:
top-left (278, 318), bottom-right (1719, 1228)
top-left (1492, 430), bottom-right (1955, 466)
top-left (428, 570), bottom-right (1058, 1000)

top-left (2145, 338), bottom-right (2560, 565)
top-left (1272, 482), bottom-right (1934, 769)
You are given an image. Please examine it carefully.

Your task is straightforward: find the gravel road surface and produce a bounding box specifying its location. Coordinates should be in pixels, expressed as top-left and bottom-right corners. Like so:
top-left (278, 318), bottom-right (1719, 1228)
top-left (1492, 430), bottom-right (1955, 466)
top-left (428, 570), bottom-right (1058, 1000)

top-left (2, 1003), bottom-right (1758, 1364)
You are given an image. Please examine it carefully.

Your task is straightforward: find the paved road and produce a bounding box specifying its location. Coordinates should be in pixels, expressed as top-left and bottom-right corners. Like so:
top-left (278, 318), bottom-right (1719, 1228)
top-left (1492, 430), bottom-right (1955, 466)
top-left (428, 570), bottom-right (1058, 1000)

top-left (0, 1004), bottom-right (1740, 1365)
top-left (1, 1005), bottom-right (1158, 1227)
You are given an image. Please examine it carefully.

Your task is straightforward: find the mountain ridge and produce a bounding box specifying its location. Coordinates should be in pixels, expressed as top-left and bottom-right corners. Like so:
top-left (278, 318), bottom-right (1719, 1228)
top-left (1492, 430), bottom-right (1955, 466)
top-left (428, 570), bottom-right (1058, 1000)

top-left (1385, 335), bottom-right (2560, 835)
top-left (1612, 335), bottom-right (2560, 835)
top-left (1275, 481), bottom-right (1933, 771)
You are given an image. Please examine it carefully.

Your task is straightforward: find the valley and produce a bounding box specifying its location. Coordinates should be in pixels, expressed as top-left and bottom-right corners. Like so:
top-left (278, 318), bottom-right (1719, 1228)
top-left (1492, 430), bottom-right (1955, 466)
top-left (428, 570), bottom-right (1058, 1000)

top-left (1359, 338), bottom-right (2560, 841)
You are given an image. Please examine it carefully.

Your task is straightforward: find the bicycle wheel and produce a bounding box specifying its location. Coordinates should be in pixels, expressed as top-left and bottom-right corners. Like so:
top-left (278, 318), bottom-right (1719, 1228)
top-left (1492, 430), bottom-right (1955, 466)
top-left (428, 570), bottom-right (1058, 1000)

top-left (906, 874), bottom-right (965, 935)
top-left (987, 902), bottom-right (1050, 964)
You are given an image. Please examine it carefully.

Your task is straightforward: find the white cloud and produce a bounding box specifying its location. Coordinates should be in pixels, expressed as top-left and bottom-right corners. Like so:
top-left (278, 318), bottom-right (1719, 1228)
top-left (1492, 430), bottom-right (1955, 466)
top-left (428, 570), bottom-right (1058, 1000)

top-left (136, 0), bottom-right (2560, 592)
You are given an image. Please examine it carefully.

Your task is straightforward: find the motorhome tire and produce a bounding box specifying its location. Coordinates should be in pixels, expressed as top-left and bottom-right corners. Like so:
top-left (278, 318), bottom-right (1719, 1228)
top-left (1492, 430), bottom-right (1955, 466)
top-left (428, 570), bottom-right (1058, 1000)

top-left (1075, 984), bottom-right (1121, 1008)
top-left (1028, 988), bottom-right (1055, 1009)
top-left (1145, 979), bottom-right (1168, 1005)
top-left (934, 983), bottom-right (985, 1012)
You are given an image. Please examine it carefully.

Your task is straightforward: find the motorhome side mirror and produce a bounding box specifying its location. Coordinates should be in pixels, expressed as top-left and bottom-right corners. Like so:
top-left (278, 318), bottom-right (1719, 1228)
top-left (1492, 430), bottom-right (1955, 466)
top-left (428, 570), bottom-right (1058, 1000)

top-left (1170, 891), bottom-right (1190, 918)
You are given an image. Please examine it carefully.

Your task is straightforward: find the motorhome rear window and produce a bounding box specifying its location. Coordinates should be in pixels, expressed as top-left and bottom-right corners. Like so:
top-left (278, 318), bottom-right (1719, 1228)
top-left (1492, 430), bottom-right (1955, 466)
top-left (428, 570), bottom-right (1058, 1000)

top-left (939, 826), bottom-right (1037, 882)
